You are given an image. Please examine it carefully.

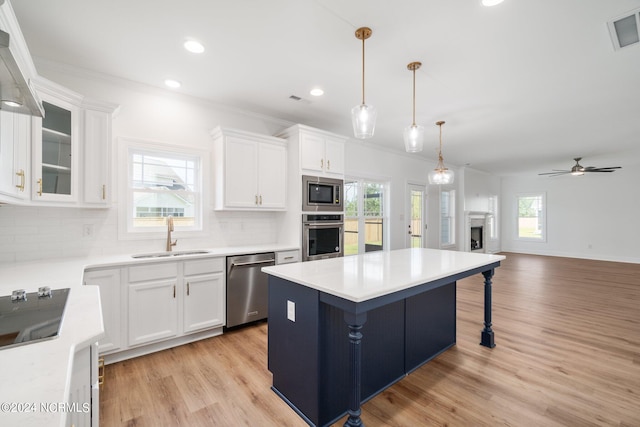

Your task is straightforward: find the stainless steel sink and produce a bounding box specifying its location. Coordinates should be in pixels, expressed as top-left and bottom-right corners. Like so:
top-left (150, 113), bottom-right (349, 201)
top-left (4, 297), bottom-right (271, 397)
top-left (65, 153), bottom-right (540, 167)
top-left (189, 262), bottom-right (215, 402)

top-left (131, 250), bottom-right (210, 259)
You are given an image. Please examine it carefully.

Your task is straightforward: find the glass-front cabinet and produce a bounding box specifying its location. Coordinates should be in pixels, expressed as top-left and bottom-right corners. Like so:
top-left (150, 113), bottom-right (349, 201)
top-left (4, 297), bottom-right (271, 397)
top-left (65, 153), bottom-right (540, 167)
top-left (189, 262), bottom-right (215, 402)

top-left (32, 90), bottom-right (80, 203)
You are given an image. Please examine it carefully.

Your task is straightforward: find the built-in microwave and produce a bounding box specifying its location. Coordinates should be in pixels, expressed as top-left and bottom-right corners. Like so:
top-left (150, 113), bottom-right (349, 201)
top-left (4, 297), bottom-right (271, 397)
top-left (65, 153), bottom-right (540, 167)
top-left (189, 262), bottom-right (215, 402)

top-left (302, 175), bottom-right (343, 212)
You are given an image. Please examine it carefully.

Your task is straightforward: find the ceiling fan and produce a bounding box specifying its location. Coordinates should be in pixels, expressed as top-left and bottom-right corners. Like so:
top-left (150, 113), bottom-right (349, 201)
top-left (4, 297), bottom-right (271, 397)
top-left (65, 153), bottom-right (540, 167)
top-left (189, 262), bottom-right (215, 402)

top-left (538, 157), bottom-right (622, 177)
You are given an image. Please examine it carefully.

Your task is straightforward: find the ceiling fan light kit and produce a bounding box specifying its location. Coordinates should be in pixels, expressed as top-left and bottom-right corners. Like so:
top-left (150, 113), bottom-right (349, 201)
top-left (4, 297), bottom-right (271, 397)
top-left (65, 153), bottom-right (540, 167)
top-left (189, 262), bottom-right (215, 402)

top-left (352, 27), bottom-right (376, 139)
top-left (428, 120), bottom-right (455, 185)
top-left (404, 61), bottom-right (425, 153)
top-left (538, 157), bottom-right (622, 177)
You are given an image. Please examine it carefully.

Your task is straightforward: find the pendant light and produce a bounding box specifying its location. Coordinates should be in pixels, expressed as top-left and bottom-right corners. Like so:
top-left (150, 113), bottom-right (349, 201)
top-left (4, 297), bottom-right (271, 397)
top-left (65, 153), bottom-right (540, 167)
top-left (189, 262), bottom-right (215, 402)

top-left (351, 27), bottom-right (377, 139)
top-left (403, 61), bottom-right (424, 153)
top-left (428, 121), bottom-right (455, 185)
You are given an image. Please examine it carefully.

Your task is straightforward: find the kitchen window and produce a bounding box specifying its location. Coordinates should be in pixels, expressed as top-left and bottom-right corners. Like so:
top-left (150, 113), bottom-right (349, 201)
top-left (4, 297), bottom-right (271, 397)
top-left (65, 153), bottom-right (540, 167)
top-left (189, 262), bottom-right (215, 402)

top-left (119, 138), bottom-right (207, 237)
top-left (344, 179), bottom-right (388, 255)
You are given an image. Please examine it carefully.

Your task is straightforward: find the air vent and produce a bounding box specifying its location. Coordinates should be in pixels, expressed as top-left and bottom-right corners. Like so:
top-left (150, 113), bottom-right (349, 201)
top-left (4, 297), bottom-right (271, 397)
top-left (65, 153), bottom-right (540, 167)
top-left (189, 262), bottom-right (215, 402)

top-left (608, 8), bottom-right (640, 50)
top-left (288, 94), bottom-right (311, 104)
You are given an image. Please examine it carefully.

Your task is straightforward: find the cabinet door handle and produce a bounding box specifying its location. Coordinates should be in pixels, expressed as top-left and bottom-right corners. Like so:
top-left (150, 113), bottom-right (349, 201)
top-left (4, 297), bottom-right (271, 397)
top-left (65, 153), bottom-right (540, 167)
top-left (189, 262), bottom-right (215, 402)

top-left (327, 159), bottom-right (331, 170)
top-left (284, 256), bottom-right (294, 260)
top-left (102, 184), bottom-right (106, 200)
top-left (259, 195), bottom-right (262, 205)
top-left (173, 285), bottom-right (176, 298)
top-left (255, 195), bottom-right (258, 205)
top-left (36, 178), bottom-right (43, 196)
top-left (186, 282), bottom-right (190, 296)
top-left (15, 170), bottom-right (25, 191)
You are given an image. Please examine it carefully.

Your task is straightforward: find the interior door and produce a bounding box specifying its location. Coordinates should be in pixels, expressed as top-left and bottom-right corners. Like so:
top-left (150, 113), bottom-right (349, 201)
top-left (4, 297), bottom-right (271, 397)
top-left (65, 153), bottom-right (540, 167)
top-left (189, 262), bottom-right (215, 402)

top-left (406, 183), bottom-right (426, 248)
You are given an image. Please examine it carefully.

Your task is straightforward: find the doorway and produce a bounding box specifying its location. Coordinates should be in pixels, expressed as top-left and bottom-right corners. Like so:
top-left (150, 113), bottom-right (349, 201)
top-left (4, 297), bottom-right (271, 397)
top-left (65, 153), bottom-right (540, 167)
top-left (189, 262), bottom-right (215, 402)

top-left (406, 183), bottom-right (426, 248)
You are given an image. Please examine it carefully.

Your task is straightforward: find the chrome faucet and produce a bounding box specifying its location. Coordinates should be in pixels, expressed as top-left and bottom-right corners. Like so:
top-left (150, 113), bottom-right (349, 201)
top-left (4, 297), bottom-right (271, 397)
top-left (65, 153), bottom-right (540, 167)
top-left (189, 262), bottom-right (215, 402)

top-left (166, 215), bottom-right (177, 251)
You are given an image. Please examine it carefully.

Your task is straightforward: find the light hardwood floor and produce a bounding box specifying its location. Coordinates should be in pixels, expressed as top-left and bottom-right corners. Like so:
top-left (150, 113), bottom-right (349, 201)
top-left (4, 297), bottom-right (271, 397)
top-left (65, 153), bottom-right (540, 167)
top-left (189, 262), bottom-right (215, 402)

top-left (100, 253), bottom-right (640, 426)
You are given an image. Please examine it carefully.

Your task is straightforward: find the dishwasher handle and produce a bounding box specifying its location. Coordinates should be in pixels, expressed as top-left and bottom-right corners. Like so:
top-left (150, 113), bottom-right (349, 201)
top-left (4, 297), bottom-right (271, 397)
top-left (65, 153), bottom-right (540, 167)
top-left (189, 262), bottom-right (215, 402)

top-left (231, 259), bottom-right (275, 267)
top-left (228, 258), bottom-right (275, 275)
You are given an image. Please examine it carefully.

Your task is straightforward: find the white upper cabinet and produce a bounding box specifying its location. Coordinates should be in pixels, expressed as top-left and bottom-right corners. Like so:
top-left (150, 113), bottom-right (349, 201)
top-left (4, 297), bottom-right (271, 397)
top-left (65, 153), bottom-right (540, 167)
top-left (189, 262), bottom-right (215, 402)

top-left (257, 141), bottom-right (287, 209)
top-left (278, 124), bottom-right (346, 178)
top-left (0, 110), bottom-right (30, 202)
top-left (82, 99), bottom-right (118, 205)
top-left (28, 77), bottom-right (118, 207)
top-left (212, 126), bottom-right (287, 210)
top-left (31, 84), bottom-right (81, 203)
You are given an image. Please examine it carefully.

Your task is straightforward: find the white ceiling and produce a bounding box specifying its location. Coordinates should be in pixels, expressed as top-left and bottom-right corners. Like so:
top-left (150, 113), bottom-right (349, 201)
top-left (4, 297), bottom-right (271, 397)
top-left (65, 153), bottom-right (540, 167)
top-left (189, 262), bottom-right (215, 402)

top-left (11, 0), bottom-right (640, 175)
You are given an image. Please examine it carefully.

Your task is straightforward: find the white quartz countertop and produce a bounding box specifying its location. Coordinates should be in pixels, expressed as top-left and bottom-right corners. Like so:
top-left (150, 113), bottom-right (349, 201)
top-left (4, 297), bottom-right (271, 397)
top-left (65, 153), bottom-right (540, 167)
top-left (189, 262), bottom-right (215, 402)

top-left (262, 248), bottom-right (506, 302)
top-left (0, 243), bottom-right (298, 427)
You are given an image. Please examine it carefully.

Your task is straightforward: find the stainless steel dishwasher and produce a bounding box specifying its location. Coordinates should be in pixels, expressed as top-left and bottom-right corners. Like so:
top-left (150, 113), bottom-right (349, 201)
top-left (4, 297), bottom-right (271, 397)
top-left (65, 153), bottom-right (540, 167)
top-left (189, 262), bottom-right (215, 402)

top-left (226, 252), bottom-right (275, 328)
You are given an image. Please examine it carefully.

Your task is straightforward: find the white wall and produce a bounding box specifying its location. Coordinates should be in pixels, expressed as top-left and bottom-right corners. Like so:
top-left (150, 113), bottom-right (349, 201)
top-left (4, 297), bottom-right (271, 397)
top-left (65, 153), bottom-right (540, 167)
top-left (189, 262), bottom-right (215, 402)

top-left (501, 166), bottom-right (640, 263)
top-left (460, 167), bottom-right (500, 213)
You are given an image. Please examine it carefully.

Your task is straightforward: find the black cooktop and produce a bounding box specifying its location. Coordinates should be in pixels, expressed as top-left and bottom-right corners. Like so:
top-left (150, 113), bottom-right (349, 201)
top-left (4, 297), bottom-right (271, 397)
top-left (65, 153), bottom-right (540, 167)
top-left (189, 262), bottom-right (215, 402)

top-left (0, 288), bottom-right (70, 350)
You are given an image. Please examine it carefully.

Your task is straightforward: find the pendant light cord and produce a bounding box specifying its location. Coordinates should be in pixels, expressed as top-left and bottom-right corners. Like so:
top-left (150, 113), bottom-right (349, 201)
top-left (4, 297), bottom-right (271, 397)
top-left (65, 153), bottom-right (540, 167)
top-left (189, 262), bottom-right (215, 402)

top-left (361, 36), bottom-right (366, 105)
top-left (412, 68), bottom-right (416, 126)
top-left (437, 121), bottom-right (445, 168)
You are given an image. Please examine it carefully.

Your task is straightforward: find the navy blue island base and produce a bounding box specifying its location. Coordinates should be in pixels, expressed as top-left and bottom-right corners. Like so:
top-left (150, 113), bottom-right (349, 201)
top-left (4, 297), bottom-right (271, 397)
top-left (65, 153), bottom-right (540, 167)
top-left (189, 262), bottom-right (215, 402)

top-left (267, 262), bottom-right (499, 427)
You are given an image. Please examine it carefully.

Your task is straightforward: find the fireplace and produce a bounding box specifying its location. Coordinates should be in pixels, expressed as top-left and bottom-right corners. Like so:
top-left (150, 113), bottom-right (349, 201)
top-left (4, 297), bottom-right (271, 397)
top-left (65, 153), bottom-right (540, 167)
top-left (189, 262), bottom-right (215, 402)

top-left (470, 226), bottom-right (483, 251)
top-left (465, 211), bottom-right (492, 253)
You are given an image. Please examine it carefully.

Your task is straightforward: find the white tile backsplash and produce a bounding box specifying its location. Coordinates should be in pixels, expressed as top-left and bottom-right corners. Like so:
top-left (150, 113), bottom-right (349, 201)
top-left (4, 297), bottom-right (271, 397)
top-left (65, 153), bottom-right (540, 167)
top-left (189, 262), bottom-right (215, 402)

top-left (0, 205), bottom-right (280, 263)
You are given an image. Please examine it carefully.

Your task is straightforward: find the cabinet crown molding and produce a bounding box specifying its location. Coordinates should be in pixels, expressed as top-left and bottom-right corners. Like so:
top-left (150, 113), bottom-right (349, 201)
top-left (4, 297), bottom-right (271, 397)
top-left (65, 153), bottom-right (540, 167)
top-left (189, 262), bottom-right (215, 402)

top-left (210, 125), bottom-right (286, 145)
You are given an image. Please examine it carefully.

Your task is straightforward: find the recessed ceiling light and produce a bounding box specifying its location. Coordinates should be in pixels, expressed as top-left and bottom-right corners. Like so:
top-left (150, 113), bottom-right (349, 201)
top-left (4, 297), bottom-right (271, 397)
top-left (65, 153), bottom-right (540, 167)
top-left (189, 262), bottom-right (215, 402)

top-left (164, 79), bottom-right (181, 89)
top-left (482, 0), bottom-right (504, 6)
top-left (184, 39), bottom-right (205, 54)
top-left (310, 88), bottom-right (324, 97)
top-left (2, 100), bottom-right (22, 107)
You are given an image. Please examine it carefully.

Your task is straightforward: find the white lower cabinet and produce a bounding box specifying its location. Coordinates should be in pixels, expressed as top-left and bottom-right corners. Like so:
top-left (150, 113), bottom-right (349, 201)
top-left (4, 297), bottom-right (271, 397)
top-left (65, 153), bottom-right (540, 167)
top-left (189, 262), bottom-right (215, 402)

top-left (276, 249), bottom-right (300, 265)
top-left (67, 342), bottom-right (99, 427)
top-left (184, 258), bottom-right (225, 333)
top-left (126, 257), bottom-right (225, 348)
top-left (128, 279), bottom-right (179, 346)
top-left (83, 269), bottom-right (121, 354)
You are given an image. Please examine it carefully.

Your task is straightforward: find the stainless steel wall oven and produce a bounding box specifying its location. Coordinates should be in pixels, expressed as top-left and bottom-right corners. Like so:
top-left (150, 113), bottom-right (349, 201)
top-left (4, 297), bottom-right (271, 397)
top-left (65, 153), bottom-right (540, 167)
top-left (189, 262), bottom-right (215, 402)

top-left (302, 214), bottom-right (344, 261)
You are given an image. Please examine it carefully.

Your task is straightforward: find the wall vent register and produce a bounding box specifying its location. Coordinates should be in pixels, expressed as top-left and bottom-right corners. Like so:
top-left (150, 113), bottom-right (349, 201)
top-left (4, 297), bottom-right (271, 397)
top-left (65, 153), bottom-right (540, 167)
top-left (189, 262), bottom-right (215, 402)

top-left (0, 287), bottom-right (69, 350)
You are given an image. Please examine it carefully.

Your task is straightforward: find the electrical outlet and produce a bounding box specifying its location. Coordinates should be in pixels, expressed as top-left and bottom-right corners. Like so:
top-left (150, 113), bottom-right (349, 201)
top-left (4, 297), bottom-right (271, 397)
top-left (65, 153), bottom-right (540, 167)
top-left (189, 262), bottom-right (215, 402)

top-left (287, 300), bottom-right (296, 322)
top-left (82, 224), bottom-right (95, 238)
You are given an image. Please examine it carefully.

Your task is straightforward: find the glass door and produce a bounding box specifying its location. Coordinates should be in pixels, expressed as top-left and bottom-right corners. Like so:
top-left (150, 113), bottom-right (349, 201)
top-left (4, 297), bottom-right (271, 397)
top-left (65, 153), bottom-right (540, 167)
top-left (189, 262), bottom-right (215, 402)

top-left (406, 183), bottom-right (426, 248)
top-left (32, 92), bottom-right (79, 202)
top-left (41, 101), bottom-right (72, 195)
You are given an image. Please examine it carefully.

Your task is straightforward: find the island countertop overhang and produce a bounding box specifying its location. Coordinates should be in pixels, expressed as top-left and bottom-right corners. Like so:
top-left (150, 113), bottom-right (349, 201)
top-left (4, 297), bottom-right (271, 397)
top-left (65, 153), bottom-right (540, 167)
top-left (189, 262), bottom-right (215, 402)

top-left (262, 248), bottom-right (505, 303)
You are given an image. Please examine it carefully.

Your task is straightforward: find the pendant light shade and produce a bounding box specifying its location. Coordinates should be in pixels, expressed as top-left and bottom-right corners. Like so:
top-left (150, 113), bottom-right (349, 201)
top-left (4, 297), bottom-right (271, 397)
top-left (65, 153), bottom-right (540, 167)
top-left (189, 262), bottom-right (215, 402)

top-left (404, 124), bottom-right (425, 152)
top-left (428, 121), bottom-right (455, 185)
top-left (404, 62), bottom-right (424, 153)
top-left (352, 27), bottom-right (376, 139)
top-left (352, 104), bottom-right (377, 139)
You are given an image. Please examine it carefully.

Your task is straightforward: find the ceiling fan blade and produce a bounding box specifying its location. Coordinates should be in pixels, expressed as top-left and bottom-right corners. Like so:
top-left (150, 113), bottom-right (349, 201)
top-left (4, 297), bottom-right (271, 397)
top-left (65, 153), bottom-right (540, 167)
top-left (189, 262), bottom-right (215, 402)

top-left (538, 171), bottom-right (570, 176)
top-left (584, 166), bottom-right (621, 172)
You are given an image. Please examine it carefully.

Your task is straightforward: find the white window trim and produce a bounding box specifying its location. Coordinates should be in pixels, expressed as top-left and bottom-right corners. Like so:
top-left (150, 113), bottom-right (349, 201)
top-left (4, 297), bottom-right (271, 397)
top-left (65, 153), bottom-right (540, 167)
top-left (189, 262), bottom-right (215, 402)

top-left (117, 137), bottom-right (210, 241)
top-left (515, 192), bottom-right (547, 243)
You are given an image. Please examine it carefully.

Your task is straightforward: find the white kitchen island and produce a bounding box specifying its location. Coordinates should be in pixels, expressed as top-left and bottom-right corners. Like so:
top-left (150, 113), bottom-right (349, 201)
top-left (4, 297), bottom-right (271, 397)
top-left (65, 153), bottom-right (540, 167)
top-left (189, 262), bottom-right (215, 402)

top-left (263, 248), bottom-right (505, 427)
